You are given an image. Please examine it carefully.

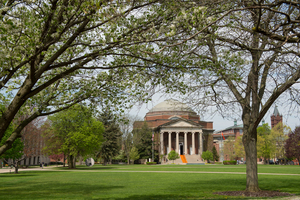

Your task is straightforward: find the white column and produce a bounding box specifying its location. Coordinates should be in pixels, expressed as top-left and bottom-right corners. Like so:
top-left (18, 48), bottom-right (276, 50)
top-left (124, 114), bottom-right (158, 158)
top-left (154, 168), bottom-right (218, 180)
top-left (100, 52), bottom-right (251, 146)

top-left (176, 132), bottom-right (179, 154)
top-left (192, 132), bottom-right (195, 155)
top-left (160, 132), bottom-right (164, 155)
top-left (184, 132), bottom-right (187, 155)
top-left (168, 132), bottom-right (172, 154)
top-left (199, 130), bottom-right (203, 155)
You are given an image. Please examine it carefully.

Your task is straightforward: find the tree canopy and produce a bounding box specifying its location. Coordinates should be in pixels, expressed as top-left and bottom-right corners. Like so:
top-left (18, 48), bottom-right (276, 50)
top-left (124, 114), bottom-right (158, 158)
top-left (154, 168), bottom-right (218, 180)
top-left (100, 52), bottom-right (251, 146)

top-left (44, 104), bottom-right (104, 168)
top-left (0, 0), bottom-right (182, 156)
top-left (97, 110), bottom-right (122, 165)
top-left (285, 126), bottom-right (300, 164)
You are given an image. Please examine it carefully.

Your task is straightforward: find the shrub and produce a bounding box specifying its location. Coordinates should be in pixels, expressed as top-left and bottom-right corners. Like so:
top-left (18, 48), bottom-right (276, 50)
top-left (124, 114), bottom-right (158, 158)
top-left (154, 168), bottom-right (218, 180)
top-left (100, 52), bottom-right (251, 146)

top-left (202, 150), bottom-right (213, 162)
top-left (223, 160), bottom-right (237, 165)
top-left (146, 162), bottom-right (157, 165)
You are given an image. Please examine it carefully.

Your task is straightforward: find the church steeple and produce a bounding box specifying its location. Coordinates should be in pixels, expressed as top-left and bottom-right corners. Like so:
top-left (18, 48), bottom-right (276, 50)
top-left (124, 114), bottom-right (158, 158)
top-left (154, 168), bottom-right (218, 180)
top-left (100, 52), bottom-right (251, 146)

top-left (271, 105), bottom-right (282, 128)
top-left (273, 105), bottom-right (280, 116)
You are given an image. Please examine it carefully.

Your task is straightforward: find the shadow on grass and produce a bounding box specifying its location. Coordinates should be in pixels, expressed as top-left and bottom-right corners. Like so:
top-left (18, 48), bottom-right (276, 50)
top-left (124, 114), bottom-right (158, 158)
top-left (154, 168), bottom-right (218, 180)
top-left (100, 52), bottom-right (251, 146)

top-left (0, 182), bottom-right (123, 199)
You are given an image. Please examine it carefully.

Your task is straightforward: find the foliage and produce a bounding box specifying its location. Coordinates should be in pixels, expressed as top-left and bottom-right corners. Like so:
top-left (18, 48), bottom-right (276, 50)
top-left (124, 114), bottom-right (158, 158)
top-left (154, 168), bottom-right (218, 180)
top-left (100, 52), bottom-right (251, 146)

top-left (129, 147), bottom-right (140, 163)
top-left (120, 0), bottom-right (300, 191)
top-left (223, 137), bottom-right (236, 161)
top-left (119, 115), bottom-right (138, 164)
top-left (223, 161), bottom-right (237, 165)
top-left (212, 146), bottom-right (219, 161)
top-left (257, 123), bottom-right (272, 164)
top-left (146, 162), bottom-right (157, 165)
top-left (234, 135), bottom-right (244, 159)
top-left (0, 0), bottom-right (184, 156)
top-left (168, 150), bottom-right (179, 164)
top-left (285, 127), bottom-right (300, 163)
top-left (98, 110), bottom-right (122, 165)
top-left (132, 122), bottom-right (152, 159)
top-left (270, 122), bottom-right (290, 159)
top-left (201, 150), bottom-right (213, 162)
top-left (0, 125), bottom-right (23, 161)
top-left (45, 104), bottom-right (104, 168)
top-left (114, 150), bottom-right (125, 161)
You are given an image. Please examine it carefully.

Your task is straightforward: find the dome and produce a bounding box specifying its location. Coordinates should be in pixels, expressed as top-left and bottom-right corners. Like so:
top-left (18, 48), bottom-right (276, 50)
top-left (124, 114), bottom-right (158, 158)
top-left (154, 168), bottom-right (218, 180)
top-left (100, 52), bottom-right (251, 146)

top-left (149, 99), bottom-right (194, 112)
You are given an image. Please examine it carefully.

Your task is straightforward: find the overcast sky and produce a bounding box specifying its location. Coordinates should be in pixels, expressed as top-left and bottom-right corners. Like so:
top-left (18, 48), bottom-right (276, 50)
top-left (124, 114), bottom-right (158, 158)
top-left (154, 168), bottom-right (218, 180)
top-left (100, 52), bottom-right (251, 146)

top-left (129, 93), bottom-right (300, 132)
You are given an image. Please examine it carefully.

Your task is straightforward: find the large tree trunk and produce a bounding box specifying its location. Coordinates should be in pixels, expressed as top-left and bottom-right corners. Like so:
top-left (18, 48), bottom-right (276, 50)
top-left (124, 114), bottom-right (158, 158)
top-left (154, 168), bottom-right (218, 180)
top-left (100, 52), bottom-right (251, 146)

top-left (68, 155), bottom-right (75, 169)
top-left (243, 127), bottom-right (260, 192)
top-left (14, 161), bottom-right (19, 174)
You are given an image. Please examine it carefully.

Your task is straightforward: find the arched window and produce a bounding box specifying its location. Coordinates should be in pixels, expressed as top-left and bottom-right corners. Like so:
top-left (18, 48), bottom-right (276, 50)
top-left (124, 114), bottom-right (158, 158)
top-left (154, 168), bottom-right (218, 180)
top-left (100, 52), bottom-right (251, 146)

top-left (170, 117), bottom-right (180, 120)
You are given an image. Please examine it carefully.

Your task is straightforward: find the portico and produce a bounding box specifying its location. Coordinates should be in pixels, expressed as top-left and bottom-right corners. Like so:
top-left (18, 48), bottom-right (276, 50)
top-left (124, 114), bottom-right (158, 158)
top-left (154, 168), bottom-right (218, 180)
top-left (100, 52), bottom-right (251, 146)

top-left (157, 118), bottom-right (204, 156)
top-left (133, 99), bottom-right (214, 164)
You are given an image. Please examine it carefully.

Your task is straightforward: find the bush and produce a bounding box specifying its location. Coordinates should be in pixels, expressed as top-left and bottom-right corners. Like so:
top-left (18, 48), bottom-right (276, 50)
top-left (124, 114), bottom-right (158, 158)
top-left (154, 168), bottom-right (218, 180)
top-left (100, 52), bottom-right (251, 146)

top-left (223, 160), bottom-right (237, 165)
top-left (202, 150), bottom-right (213, 162)
top-left (146, 162), bottom-right (157, 165)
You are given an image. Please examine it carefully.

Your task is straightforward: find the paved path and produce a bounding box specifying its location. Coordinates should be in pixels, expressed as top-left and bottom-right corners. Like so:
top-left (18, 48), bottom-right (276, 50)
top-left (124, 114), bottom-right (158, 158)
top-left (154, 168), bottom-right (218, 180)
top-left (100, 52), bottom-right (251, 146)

top-left (1, 167), bottom-right (299, 177)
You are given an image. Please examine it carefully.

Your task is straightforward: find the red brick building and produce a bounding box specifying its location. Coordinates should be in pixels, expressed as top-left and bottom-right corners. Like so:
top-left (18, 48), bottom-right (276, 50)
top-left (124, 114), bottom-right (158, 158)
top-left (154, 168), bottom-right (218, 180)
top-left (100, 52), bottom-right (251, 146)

top-left (271, 106), bottom-right (282, 128)
top-left (133, 99), bottom-right (214, 163)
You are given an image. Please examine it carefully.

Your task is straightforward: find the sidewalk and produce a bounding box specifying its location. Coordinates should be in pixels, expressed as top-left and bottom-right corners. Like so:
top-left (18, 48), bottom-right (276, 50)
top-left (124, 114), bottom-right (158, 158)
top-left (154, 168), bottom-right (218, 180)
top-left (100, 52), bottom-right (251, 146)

top-left (0, 166), bottom-right (57, 174)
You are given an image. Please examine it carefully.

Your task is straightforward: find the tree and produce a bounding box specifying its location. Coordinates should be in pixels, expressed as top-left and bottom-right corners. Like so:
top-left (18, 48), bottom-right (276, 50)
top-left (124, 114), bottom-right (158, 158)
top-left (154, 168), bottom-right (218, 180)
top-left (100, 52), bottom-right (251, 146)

top-left (201, 150), bottom-right (213, 163)
top-left (129, 147), bottom-right (140, 164)
top-left (285, 127), bottom-right (300, 165)
top-left (0, 125), bottom-right (24, 173)
top-left (42, 120), bottom-right (66, 167)
top-left (132, 122), bottom-right (153, 159)
top-left (223, 137), bottom-right (236, 161)
top-left (119, 115), bottom-right (140, 165)
top-left (257, 124), bottom-right (272, 164)
top-left (97, 110), bottom-right (122, 166)
top-left (168, 150), bottom-right (179, 164)
top-left (0, 0), bottom-right (184, 156)
top-left (125, 1), bottom-right (300, 191)
top-left (234, 135), bottom-right (245, 160)
top-left (45, 105), bottom-right (104, 168)
top-left (212, 146), bottom-right (219, 162)
top-left (270, 122), bottom-right (290, 160)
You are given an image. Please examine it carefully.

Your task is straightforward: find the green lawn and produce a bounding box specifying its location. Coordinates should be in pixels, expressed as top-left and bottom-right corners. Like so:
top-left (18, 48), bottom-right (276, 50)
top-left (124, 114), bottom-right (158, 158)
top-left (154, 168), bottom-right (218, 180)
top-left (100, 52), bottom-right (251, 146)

top-left (1, 164), bottom-right (299, 199)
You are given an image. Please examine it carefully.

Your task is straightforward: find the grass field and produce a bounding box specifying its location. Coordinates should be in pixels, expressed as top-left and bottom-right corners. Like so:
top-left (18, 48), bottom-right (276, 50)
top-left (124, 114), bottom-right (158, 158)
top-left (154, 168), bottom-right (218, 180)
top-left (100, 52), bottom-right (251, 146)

top-left (1, 164), bottom-right (299, 199)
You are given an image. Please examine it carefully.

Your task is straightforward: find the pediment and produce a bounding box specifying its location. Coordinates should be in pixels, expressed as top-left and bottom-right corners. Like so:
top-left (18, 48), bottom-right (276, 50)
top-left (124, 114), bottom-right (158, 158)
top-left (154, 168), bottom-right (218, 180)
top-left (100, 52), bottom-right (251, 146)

top-left (169, 121), bottom-right (198, 127)
top-left (160, 119), bottom-right (202, 128)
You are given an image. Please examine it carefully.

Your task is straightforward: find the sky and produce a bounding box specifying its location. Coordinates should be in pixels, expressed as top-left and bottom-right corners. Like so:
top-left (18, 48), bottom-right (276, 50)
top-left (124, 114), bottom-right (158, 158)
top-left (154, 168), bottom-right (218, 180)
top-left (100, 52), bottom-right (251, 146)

top-left (128, 93), bottom-right (300, 132)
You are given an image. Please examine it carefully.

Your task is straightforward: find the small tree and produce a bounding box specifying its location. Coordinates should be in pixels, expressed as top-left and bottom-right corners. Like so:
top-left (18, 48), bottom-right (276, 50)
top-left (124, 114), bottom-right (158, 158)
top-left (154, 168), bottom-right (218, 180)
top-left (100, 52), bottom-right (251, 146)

top-left (0, 125), bottom-right (24, 173)
top-left (168, 150), bottom-right (180, 164)
top-left (129, 147), bottom-right (140, 164)
top-left (285, 127), bottom-right (300, 165)
top-left (202, 150), bottom-right (213, 163)
top-left (223, 137), bottom-right (236, 161)
top-left (212, 146), bottom-right (219, 162)
top-left (234, 135), bottom-right (245, 160)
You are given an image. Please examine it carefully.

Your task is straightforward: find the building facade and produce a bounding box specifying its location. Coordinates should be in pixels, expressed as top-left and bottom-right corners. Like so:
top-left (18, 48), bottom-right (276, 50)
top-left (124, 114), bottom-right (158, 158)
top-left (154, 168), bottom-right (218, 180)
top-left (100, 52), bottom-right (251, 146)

top-left (271, 106), bottom-right (282, 128)
top-left (133, 99), bottom-right (214, 163)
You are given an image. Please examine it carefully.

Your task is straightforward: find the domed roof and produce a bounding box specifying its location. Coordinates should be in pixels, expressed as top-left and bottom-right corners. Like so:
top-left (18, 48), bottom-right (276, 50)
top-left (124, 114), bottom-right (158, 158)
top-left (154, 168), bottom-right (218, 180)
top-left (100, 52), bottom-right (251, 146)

top-left (149, 99), bottom-right (195, 112)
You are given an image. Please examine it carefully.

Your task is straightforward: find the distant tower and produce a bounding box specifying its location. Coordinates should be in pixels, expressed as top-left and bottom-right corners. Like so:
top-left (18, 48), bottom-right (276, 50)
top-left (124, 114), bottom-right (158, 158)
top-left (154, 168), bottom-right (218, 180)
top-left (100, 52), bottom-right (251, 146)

top-left (271, 106), bottom-right (282, 128)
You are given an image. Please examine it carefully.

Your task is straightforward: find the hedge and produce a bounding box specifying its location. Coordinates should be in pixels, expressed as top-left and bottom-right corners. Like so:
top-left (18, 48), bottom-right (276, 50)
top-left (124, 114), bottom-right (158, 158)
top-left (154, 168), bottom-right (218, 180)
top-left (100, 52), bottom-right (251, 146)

top-left (223, 161), bottom-right (237, 165)
top-left (146, 162), bottom-right (157, 165)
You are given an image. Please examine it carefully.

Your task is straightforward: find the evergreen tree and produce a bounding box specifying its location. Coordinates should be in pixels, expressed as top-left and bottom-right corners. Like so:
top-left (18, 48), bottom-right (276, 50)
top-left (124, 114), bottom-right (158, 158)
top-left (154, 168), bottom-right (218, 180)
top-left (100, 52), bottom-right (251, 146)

top-left (212, 146), bottom-right (219, 162)
top-left (132, 122), bottom-right (152, 159)
top-left (98, 110), bottom-right (122, 165)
